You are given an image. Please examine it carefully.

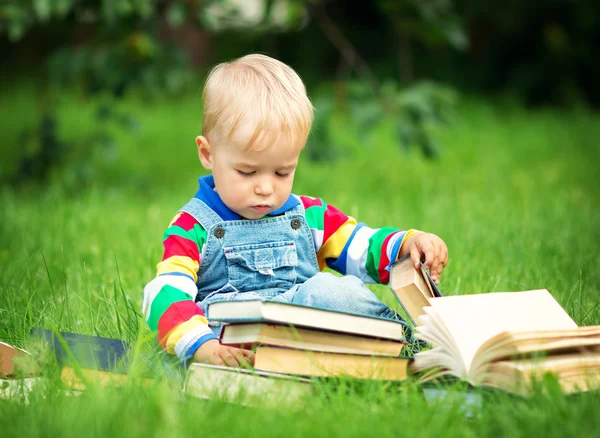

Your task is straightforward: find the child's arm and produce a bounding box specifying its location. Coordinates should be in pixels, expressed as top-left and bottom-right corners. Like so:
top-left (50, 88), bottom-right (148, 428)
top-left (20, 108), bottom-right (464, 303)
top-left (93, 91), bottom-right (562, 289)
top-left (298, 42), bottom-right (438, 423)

top-left (299, 196), bottom-right (448, 284)
top-left (143, 212), bottom-right (253, 366)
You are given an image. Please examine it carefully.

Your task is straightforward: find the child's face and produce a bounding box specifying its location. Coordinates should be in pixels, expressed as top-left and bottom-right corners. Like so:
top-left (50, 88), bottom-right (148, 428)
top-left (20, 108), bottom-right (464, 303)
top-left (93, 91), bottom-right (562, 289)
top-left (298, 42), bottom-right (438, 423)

top-left (196, 128), bottom-right (301, 220)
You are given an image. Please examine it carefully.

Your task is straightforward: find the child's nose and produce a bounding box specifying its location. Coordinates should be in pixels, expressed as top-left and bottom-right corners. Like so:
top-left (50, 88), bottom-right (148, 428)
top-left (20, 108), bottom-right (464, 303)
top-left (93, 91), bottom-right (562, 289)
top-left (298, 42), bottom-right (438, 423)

top-left (255, 177), bottom-right (274, 196)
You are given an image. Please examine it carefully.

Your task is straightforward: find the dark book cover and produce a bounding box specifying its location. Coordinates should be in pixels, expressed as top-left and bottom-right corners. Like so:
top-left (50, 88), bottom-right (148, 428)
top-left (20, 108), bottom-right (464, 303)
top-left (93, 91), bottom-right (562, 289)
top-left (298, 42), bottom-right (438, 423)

top-left (29, 328), bottom-right (131, 373)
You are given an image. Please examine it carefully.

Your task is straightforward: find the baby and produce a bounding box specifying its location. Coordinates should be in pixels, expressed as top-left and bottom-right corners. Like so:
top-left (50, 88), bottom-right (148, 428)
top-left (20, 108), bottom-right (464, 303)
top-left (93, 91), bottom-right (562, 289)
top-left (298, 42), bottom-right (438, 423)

top-left (142, 54), bottom-right (448, 367)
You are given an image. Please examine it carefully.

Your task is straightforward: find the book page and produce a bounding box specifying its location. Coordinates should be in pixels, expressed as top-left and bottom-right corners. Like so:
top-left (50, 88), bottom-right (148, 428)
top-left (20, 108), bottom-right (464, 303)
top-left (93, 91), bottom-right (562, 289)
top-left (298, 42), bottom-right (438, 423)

top-left (428, 290), bottom-right (577, 372)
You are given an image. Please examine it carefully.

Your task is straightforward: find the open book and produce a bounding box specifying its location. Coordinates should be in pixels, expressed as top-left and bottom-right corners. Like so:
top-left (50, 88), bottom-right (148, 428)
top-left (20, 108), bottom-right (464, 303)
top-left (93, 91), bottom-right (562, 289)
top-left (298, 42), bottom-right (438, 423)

top-left (388, 255), bottom-right (442, 324)
top-left (412, 290), bottom-right (600, 395)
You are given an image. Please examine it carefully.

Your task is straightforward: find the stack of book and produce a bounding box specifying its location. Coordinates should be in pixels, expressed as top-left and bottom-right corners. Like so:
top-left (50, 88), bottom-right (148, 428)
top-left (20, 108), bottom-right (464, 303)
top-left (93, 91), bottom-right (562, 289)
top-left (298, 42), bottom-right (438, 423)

top-left (185, 297), bottom-right (412, 403)
top-left (183, 260), bottom-right (445, 404)
top-left (207, 299), bottom-right (411, 379)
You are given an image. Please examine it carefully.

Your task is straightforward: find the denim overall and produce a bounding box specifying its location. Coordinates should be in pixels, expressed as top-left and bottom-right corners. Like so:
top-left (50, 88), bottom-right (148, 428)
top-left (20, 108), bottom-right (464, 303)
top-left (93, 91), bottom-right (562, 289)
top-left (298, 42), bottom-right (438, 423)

top-left (179, 198), bottom-right (408, 338)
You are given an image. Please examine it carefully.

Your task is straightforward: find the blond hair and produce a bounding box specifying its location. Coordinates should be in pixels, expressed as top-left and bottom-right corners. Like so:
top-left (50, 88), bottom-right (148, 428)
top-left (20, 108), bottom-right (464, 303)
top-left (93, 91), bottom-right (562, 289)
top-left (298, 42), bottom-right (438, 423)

top-left (202, 54), bottom-right (313, 151)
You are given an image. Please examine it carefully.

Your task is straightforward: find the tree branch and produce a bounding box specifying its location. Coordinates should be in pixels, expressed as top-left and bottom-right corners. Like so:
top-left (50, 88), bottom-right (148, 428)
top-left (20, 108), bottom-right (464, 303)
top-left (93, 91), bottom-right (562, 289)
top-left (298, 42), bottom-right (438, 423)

top-left (309, 3), bottom-right (380, 98)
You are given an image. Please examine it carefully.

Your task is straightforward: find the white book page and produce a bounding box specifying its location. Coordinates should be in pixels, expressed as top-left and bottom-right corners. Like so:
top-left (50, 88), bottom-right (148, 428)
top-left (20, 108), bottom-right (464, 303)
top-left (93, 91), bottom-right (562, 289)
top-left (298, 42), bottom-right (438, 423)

top-left (428, 289), bottom-right (577, 372)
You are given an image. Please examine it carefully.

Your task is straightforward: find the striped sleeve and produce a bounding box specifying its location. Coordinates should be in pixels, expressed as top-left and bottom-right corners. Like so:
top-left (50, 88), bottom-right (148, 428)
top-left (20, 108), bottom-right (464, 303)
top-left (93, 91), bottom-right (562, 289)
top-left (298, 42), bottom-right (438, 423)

top-left (142, 212), bottom-right (217, 361)
top-left (299, 196), bottom-right (415, 284)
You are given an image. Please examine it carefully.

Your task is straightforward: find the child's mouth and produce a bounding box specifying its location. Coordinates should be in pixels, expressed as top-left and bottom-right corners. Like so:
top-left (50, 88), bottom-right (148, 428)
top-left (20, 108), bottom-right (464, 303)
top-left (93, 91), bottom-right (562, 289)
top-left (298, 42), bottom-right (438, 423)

top-left (252, 205), bottom-right (270, 213)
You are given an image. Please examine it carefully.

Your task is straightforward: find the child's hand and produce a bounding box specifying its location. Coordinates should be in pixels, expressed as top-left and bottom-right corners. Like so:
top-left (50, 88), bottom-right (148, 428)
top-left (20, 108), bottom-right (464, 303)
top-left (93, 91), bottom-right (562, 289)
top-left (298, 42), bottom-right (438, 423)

top-left (401, 232), bottom-right (448, 284)
top-left (193, 339), bottom-right (255, 368)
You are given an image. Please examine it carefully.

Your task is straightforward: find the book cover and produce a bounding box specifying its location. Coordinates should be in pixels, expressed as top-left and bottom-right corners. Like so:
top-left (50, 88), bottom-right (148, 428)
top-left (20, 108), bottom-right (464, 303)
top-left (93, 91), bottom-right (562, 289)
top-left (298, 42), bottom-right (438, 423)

top-left (29, 328), bottom-right (131, 373)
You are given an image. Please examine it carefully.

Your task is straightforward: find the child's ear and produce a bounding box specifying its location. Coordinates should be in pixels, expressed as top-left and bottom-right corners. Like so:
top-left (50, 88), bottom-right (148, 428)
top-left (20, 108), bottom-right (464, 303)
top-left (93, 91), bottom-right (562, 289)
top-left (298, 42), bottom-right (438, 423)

top-left (196, 136), bottom-right (213, 170)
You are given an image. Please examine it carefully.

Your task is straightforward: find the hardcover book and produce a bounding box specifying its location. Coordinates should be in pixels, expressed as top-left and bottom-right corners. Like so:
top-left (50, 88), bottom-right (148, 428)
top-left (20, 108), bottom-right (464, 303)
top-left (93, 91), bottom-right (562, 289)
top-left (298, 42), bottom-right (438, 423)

top-left (207, 300), bottom-right (408, 341)
top-left (29, 328), bottom-right (131, 373)
top-left (388, 255), bottom-right (442, 324)
top-left (252, 346), bottom-right (410, 380)
top-left (184, 363), bottom-right (312, 407)
top-left (28, 328), bottom-right (153, 390)
top-left (59, 366), bottom-right (153, 390)
top-left (219, 323), bottom-right (406, 356)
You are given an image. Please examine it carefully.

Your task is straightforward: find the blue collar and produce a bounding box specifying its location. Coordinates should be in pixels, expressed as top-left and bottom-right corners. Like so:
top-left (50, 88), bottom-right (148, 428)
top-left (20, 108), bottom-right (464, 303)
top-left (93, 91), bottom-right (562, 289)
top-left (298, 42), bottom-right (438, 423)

top-left (194, 175), bottom-right (300, 220)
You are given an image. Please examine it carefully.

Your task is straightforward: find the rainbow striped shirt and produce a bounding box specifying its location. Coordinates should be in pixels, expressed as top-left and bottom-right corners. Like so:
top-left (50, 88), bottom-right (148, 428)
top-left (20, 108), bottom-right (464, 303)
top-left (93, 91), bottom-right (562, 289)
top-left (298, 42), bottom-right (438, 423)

top-left (143, 177), bottom-right (416, 361)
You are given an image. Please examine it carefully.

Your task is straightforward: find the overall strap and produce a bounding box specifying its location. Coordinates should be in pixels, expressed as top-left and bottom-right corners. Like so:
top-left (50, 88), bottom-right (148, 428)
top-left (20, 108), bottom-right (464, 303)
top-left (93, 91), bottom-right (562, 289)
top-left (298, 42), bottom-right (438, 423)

top-left (283, 196), bottom-right (306, 216)
top-left (179, 198), bottom-right (223, 231)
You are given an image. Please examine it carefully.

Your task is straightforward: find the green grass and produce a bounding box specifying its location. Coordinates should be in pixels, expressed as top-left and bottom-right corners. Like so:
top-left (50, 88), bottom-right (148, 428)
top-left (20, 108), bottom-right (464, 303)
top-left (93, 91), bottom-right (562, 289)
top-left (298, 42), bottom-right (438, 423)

top-left (1, 82), bottom-right (599, 436)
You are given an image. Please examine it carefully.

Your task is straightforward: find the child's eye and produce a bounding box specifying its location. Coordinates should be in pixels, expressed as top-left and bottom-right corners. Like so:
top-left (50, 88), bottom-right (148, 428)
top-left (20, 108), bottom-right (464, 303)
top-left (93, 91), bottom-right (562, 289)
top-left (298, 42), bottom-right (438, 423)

top-left (276, 172), bottom-right (290, 177)
top-left (237, 170), bottom-right (255, 176)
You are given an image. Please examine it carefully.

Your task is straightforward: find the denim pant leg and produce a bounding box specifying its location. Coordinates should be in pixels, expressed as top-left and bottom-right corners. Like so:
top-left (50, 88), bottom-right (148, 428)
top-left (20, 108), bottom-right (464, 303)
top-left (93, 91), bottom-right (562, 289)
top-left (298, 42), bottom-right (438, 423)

top-left (275, 272), bottom-right (407, 323)
top-left (274, 272), bottom-right (420, 347)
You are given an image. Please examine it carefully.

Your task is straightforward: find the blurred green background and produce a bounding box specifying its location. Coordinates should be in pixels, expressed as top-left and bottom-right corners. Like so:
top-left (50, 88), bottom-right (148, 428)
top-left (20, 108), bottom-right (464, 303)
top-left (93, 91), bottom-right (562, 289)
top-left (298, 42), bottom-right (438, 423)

top-left (1, 0), bottom-right (599, 340)
top-left (2, 0), bottom-right (600, 189)
top-left (1, 2), bottom-right (600, 436)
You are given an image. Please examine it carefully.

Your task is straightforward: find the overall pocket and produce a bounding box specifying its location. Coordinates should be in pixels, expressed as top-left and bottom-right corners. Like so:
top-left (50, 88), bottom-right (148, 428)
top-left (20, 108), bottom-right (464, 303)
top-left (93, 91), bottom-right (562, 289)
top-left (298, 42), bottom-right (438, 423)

top-left (224, 241), bottom-right (298, 292)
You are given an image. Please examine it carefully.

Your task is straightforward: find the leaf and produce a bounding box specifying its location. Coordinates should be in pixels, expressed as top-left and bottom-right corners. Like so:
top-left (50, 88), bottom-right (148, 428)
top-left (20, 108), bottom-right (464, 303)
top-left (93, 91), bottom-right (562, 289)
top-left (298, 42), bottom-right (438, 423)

top-left (1, 5), bottom-right (31, 41)
top-left (262, 0), bottom-right (276, 24)
top-left (419, 137), bottom-right (440, 159)
top-left (54, 0), bottom-right (74, 17)
top-left (8, 21), bottom-right (26, 42)
top-left (131, 0), bottom-right (154, 19)
top-left (285, 0), bottom-right (309, 30)
top-left (305, 97), bottom-right (337, 161)
top-left (117, 114), bottom-right (141, 133)
top-left (95, 104), bottom-right (112, 121)
top-left (349, 100), bottom-right (383, 135)
top-left (395, 120), bottom-right (414, 152)
top-left (33, 0), bottom-right (51, 22)
top-left (444, 21), bottom-right (469, 52)
top-left (166, 2), bottom-right (187, 28)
